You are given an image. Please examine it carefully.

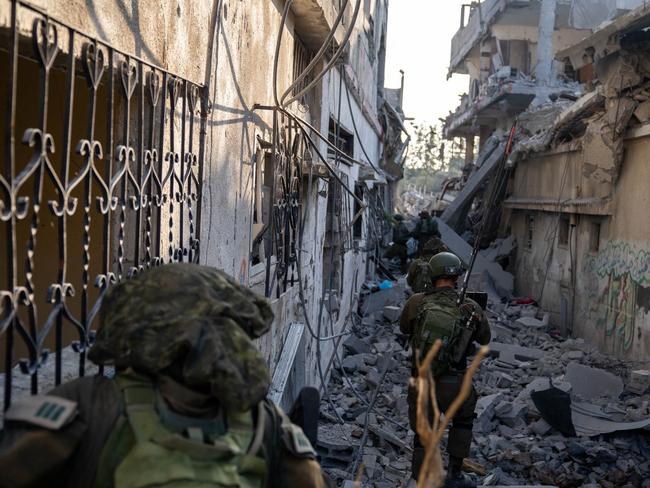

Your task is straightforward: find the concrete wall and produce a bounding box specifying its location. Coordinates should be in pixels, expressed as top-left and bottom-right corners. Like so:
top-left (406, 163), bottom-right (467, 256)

top-left (509, 133), bottom-right (650, 364)
top-left (0, 0), bottom-right (387, 394)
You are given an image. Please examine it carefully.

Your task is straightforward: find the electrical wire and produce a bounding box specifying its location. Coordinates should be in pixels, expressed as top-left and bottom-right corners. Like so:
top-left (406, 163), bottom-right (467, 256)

top-left (282, 0), bottom-right (363, 107)
top-left (272, 0), bottom-right (294, 106)
top-left (280, 0), bottom-right (351, 105)
top-left (342, 69), bottom-right (381, 173)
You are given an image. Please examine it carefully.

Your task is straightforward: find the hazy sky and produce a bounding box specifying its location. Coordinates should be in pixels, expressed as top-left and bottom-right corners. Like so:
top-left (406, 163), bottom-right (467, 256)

top-left (384, 0), bottom-right (470, 125)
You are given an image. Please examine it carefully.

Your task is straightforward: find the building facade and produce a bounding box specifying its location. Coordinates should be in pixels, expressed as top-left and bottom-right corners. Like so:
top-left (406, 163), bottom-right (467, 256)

top-left (0, 0), bottom-right (404, 411)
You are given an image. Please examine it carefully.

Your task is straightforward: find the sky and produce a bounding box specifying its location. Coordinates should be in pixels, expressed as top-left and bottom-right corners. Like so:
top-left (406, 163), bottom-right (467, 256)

top-left (384, 0), bottom-right (470, 126)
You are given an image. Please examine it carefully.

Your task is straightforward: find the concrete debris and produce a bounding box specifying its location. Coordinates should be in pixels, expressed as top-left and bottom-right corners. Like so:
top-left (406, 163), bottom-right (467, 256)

top-left (629, 369), bottom-right (650, 394)
top-left (514, 313), bottom-right (550, 329)
top-left (382, 305), bottom-right (401, 323)
top-left (343, 335), bottom-right (372, 356)
top-left (565, 362), bottom-right (624, 400)
top-left (319, 275), bottom-right (650, 487)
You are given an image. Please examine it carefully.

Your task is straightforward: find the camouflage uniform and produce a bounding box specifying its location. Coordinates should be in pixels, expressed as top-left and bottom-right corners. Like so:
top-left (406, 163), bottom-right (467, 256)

top-left (385, 215), bottom-right (411, 270)
top-left (413, 212), bottom-right (441, 257)
top-left (400, 288), bottom-right (490, 482)
top-left (406, 238), bottom-right (450, 293)
top-left (0, 263), bottom-right (331, 488)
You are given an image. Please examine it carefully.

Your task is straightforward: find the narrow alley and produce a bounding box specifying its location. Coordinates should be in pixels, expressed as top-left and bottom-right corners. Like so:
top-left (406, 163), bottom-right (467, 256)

top-left (317, 264), bottom-right (650, 487)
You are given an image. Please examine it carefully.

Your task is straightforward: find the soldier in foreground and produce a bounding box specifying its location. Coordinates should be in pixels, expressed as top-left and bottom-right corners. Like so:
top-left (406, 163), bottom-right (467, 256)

top-left (0, 263), bottom-right (331, 488)
top-left (400, 252), bottom-right (491, 488)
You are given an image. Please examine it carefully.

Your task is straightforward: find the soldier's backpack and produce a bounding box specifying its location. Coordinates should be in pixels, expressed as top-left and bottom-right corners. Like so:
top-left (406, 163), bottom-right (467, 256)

top-left (407, 259), bottom-right (434, 293)
top-left (412, 294), bottom-right (477, 377)
top-left (93, 370), bottom-right (315, 488)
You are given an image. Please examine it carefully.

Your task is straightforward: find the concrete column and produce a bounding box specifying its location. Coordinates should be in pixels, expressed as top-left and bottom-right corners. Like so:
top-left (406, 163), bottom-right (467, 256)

top-left (535, 0), bottom-right (557, 86)
top-left (465, 136), bottom-right (475, 166)
top-left (479, 40), bottom-right (491, 83)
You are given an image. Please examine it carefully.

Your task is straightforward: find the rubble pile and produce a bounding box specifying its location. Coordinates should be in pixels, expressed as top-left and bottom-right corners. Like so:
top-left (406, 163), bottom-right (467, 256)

top-left (318, 281), bottom-right (415, 487)
top-left (318, 282), bottom-right (650, 488)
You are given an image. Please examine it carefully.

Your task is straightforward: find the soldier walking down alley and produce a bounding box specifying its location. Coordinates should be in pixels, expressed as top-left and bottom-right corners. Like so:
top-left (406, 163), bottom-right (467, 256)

top-left (0, 263), bottom-right (331, 488)
top-left (385, 213), bottom-right (412, 271)
top-left (400, 252), bottom-right (491, 488)
top-left (413, 211), bottom-right (441, 257)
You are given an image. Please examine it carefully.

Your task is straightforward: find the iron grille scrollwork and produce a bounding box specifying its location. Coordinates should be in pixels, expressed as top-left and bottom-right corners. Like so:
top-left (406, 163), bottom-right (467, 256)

top-left (264, 112), bottom-right (305, 298)
top-left (0, 1), bottom-right (206, 409)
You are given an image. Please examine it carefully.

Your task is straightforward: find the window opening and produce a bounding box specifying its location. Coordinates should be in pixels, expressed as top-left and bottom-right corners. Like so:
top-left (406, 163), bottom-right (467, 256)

top-left (558, 215), bottom-right (570, 247)
top-left (328, 118), bottom-right (354, 163)
top-left (590, 221), bottom-right (601, 253)
top-left (526, 214), bottom-right (535, 249)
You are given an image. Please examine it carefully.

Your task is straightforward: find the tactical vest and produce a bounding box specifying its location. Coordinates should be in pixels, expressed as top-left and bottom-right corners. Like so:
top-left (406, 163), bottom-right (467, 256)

top-left (412, 292), bottom-right (476, 377)
top-left (93, 371), bottom-right (267, 488)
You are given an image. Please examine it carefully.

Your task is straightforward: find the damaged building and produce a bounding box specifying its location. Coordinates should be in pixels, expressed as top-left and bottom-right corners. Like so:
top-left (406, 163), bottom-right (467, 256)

top-left (438, 0), bottom-right (650, 362)
top-left (506, 3), bottom-right (650, 362)
top-left (0, 0), bottom-right (408, 413)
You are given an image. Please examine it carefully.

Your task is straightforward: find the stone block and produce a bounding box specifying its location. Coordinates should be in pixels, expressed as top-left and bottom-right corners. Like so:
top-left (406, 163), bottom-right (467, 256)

top-left (496, 402), bottom-right (528, 427)
top-left (628, 370), bottom-right (650, 394)
top-left (566, 362), bottom-right (623, 400)
top-left (341, 354), bottom-right (365, 373)
top-left (343, 335), bottom-right (371, 355)
top-left (383, 305), bottom-right (401, 322)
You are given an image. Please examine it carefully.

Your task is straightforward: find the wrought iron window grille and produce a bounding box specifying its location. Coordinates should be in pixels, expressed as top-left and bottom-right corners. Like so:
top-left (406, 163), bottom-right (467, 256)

top-left (0, 1), bottom-right (206, 409)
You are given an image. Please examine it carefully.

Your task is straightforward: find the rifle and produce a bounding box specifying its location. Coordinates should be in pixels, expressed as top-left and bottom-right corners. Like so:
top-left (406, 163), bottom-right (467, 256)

top-left (457, 124), bottom-right (517, 307)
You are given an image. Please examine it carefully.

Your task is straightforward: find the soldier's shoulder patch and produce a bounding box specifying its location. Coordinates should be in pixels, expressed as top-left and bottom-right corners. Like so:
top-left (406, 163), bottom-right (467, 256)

top-left (281, 422), bottom-right (316, 459)
top-left (5, 395), bottom-right (77, 430)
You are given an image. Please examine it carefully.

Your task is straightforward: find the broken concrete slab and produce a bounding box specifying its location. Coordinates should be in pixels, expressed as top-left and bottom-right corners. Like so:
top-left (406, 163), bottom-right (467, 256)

top-left (382, 305), bottom-right (401, 322)
top-left (496, 402), bottom-right (528, 428)
top-left (440, 137), bottom-right (503, 231)
top-left (475, 393), bottom-right (502, 433)
top-left (364, 286), bottom-right (405, 314)
top-left (343, 335), bottom-right (371, 355)
top-left (515, 313), bottom-right (550, 329)
top-left (628, 370), bottom-right (650, 394)
top-left (565, 362), bottom-right (624, 400)
top-left (435, 217), bottom-right (514, 298)
top-left (340, 354), bottom-right (366, 373)
top-left (572, 407), bottom-right (650, 437)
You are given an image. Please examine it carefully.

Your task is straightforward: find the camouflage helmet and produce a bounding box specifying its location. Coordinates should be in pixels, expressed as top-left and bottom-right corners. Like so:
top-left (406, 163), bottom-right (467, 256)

top-left (428, 252), bottom-right (464, 281)
top-left (393, 213), bottom-right (404, 221)
top-left (88, 263), bottom-right (274, 412)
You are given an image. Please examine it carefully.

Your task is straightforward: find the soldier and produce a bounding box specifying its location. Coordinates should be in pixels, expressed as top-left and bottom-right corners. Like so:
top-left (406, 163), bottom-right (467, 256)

top-left (400, 252), bottom-right (491, 488)
top-left (0, 263), bottom-right (331, 488)
top-left (406, 237), bottom-right (450, 293)
top-left (413, 211), bottom-right (441, 257)
top-left (384, 213), bottom-right (411, 270)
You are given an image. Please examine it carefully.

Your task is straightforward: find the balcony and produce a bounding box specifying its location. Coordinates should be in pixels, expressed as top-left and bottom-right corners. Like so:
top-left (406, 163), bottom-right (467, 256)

top-left (444, 67), bottom-right (538, 137)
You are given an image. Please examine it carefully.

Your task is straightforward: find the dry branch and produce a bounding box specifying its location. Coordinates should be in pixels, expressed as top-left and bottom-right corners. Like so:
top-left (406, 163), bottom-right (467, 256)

top-left (414, 341), bottom-right (489, 488)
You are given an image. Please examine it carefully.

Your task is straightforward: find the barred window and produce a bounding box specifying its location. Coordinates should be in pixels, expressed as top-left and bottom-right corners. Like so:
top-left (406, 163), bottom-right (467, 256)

top-left (0, 3), bottom-right (205, 408)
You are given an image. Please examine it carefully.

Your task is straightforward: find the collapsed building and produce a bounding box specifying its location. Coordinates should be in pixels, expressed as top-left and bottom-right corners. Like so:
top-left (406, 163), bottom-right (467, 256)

top-left (439, 0), bottom-right (650, 363)
top-left (507, 4), bottom-right (650, 362)
top-left (0, 0), bottom-right (408, 413)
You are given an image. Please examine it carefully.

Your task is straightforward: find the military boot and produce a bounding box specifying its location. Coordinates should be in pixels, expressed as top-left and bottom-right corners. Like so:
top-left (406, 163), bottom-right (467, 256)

top-left (443, 471), bottom-right (476, 488)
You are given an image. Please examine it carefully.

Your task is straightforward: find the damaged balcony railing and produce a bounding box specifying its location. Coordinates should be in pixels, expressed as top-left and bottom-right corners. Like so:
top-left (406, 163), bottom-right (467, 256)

top-left (0, 1), bottom-right (206, 409)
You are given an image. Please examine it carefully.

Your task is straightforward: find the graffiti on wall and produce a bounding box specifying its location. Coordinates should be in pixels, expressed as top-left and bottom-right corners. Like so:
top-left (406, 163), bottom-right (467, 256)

top-left (584, 241), bottom-right (650, 351)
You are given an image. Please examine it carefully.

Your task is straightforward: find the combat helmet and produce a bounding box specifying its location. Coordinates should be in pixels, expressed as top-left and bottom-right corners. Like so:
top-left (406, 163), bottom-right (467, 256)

top-left (428, 252), bottom-right (464, 281)
top-left (393, 213), bottom-right (404, 221)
